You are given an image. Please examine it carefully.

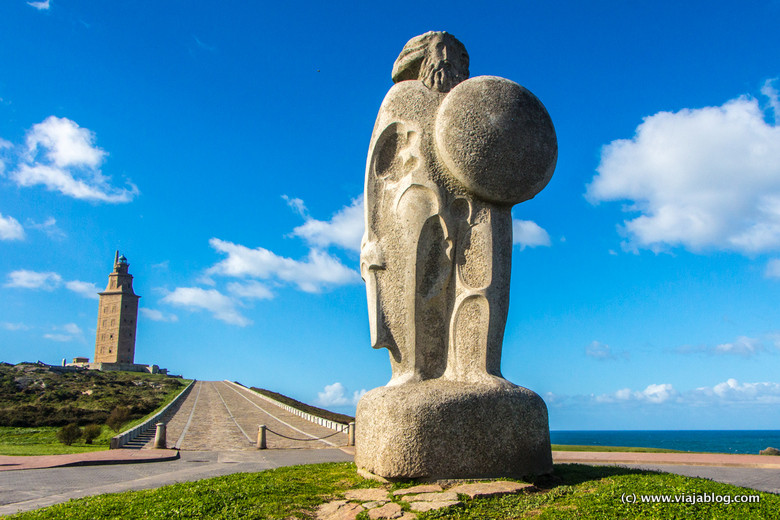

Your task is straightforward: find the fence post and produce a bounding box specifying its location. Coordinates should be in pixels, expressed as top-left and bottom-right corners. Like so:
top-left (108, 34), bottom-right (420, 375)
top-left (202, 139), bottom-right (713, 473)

top-left (257, 424), bottom-right (267, 449)
top-left (348, 421), bottom-right (355, 446)
top-left (154, 422), bottom-right (167, 449)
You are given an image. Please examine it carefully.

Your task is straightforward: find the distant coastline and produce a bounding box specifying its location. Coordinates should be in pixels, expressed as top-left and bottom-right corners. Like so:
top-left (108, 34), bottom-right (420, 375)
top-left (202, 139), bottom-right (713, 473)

top-left (550, 430), bottom-right (780, 454)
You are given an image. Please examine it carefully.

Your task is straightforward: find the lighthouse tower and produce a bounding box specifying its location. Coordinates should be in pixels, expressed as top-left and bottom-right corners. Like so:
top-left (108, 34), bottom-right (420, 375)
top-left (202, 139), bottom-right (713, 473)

top-left (94, 251), bottom-right (140, 364)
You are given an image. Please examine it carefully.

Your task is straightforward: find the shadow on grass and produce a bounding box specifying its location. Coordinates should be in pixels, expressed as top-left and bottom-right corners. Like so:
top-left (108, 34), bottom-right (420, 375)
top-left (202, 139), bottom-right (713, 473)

top-left (539, 463), bottom-right (659, 488)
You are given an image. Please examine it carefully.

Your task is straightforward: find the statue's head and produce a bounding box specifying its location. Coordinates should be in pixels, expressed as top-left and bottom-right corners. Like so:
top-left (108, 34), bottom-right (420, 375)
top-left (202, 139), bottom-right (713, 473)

top-left (391, 31), bottom-right (469, 93)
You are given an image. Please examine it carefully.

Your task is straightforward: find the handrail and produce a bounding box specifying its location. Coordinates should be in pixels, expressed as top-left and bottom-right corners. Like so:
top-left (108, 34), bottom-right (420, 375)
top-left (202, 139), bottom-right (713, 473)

top-left (110, 379), bottom-right (197, 449)
top-left (224, 380), bottom-right (349, 432)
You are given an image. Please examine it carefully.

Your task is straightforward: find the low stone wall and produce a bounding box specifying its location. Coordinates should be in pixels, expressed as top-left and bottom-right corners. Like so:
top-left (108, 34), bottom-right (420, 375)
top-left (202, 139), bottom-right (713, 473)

top-left (110, 379), bottom-right (196, 449)
top-left (225, 380), bottom-right (349, 432)
top-left (88, 362), bottom-right (166, 374)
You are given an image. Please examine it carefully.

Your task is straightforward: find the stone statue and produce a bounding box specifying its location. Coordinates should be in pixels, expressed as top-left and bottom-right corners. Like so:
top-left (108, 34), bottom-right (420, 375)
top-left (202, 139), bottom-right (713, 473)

top-left (356, 31), bottom-right (557, 480)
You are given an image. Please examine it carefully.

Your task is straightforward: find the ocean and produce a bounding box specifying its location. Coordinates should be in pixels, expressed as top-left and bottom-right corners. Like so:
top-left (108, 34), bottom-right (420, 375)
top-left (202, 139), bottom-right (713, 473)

top-left (550, 430), bottom-right (780, 454)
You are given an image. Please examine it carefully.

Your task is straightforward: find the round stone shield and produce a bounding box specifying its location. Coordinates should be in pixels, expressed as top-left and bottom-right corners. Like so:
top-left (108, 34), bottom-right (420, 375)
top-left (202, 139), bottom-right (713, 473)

top-left (434, 76), bottom-right (557, 205)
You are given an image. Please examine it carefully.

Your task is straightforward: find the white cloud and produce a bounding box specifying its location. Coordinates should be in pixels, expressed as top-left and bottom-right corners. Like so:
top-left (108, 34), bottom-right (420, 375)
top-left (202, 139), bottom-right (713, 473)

top-left (1, 322), bottom-right (30, 331)
top-left (12, 163), bottom-right (138, 204)
top-left (290, 196), bottom-right (364, 252)
top-left (587, 83), bottom-right (780, 254)
top-left (26, 116), bottom-right (105, 168)
top-left (513, 219), bottom-right (551, 250)
top-left (282, 195), bottom-right (308, 218)
top-left (192, 35), bottom-right (216, 52)
top-left (677, 335), bottom-right (767, 357)
top-left (27, 0), bottom-right (50, 10)
top-left (65, 280), bottom-right (100, 299)
top-left (714, 336), bottom-right (764, 356)
top-left (62, 323), bottom-right (81, 335)
top-left (552, 378), bottom-right (780, 410)
top-left (765, 258), bottom-right (780, 279)
top-left (596, 383), bottom-right (677, 404)
top-left (227, 280), bottom-right (274, 300)
top-left (691, 378), bottom-right (780, 405)
top-left (207, 238), bottom-right (360, 293)
top-left (5, 270), bottom-right (102, 299)
top-left (0, 213), bottom-right (25, 241)
top-left (27, 217), bottom-right (65, 239)
top-left (5, 270), bottom-right (62, 290)
top-left (10, 116), bottom-right (138, 203)
top-left (140, 308), bottom-right (179, 322)
top-left (162, 287), bottom-right (250, 326)
top-left (763, 79), bottom-right (780, 122)
top-left (585, 340), bottom-right (627, 361)
top-left (44, 322), bottom-right (83, 342)
top-left (316, 382), bottom-right (366, 407)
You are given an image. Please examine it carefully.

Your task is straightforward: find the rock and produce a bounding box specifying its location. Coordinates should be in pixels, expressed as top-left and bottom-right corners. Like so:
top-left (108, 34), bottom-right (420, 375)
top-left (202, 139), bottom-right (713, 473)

top-left (344, 488), bottom-right (390, 502)
top-left (402, 491), bottom-right (458, 502)
top-left (409, 500), bottom-right (462, 512)
top-left (760, 447), bottom-right (780, 456)
top-left (356, 380), bottom-right (553, 479)
top-left (316, 500), bottom-right (364, 520)
top-left (367, 502), bottom-right (404, 519)
top-left (448, 481), bottom-right (536, 498)
top-left (392, 484), bottom-right (443, 496)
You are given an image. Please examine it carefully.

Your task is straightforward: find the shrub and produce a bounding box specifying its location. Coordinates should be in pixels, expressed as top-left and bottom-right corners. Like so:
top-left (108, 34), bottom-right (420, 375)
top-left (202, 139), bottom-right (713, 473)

top-left (107, 406), bottom-right (130, 432)
top-left (83, 424), bottom-right (102, 444)
top-left (57, 423), bottom-right (82, 445)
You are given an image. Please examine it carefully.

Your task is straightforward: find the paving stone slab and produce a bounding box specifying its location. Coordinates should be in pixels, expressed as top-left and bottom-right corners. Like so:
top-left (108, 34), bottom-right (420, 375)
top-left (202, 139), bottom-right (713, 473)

top-left (448, 481), bottom-right (536, 498)
top-left (367, 502), bottom-right (404, 519)
top-left (344, 488), bottom-right (390, 502)
top-left (402, 491), bottom-right (458, 502)
top-left (409, 500), bottom-right (461, 512)
top-left (392, 484), bottom-right (443, 496)
top-left (316, 500), bottom-right (364, 520)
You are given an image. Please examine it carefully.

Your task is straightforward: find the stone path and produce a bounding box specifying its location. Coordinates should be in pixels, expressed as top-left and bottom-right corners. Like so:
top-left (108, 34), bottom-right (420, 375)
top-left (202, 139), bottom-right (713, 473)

top-left (316, 481), bottom-right (536, 519)
top-left (155, 381), bottom-right (349, 450)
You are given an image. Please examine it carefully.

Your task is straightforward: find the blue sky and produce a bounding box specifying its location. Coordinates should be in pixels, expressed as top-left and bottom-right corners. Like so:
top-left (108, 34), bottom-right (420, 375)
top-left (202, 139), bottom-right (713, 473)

top-left (2, 0), bottom-right (779, 430)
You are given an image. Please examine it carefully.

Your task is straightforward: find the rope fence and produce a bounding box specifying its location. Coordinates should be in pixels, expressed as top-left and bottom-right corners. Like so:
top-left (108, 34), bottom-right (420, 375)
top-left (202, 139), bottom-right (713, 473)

top-left (256, 422), bottom-right (355, 449)
top-left (264, 427), bottom-right (345, 442)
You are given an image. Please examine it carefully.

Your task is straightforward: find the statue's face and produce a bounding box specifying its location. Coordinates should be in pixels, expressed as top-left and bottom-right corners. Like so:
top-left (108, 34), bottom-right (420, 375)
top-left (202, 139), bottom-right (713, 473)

top-left (419, 34), bottom-right (469, 93)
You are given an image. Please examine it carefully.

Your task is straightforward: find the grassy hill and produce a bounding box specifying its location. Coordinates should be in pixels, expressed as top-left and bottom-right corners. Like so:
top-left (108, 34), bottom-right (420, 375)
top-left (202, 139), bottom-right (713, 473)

top-left (0, 362), bottom-right (187, 427)
top-left (249, 386), bottom-right (355, 424)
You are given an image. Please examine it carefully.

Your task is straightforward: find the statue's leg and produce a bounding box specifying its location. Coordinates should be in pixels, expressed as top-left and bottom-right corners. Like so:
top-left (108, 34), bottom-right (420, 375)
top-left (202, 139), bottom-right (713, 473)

top-left (388, 183), bottom-right (440, 385)
top-left (445, 205), bottom-right (512, 386)
top-left (414, 215), bottom-right (451, 380)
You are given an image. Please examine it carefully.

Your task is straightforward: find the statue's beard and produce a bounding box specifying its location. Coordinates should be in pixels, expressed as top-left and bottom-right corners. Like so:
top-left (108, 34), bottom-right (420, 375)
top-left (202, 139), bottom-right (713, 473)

top-left (421, 60), bottom-right (464, 93)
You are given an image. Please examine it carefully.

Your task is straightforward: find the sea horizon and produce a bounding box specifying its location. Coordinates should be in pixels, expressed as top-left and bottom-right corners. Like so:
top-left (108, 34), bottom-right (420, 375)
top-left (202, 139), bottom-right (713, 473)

top-left (550, 429), bottom-right (780, 454)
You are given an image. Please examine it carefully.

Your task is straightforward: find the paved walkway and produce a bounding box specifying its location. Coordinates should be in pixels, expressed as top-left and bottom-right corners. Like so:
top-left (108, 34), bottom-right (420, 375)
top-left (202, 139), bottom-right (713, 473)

top-left (552, 450), bottom-right (780, 469)
top-left (160, 381), bottom-right (349, 450)
top-left (553, 451), bottom-right (780, 495)
top-left (0, 449), bottom-right (179, 471)
top-left (0, 449), bottom-right (353, 516)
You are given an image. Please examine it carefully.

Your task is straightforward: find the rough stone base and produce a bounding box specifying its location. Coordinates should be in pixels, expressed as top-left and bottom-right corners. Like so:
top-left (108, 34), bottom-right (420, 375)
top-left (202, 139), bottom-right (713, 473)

top-left (355, 380), bottom-right (552, 480)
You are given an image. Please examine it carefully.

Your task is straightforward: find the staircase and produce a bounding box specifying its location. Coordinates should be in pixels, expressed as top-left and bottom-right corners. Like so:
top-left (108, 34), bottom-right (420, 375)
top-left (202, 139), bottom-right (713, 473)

top-left (121, 427), bottom-right (156, 449)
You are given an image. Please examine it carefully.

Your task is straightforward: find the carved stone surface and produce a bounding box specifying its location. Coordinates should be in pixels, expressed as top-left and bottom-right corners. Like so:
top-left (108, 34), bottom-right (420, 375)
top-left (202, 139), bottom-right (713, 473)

top-left (356, 31), bottom-right (556, 479)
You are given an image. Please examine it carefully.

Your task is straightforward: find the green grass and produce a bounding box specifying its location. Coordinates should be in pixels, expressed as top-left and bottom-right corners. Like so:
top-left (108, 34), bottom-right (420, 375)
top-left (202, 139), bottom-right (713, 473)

top-left (247, 385), bottom-right (354, 424)
top-left (0, 362), bottom-right (190, 428)
top-left (6, 462), bottom-right (780, 519)
top-left (0, 427), bottom-right (107, 455)
top-left (0, 379), bottom-right (192, 456)
top-left (552, 444), bottom-right (686, 453)
top-left (109, 379), bottom-right (193, 434)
